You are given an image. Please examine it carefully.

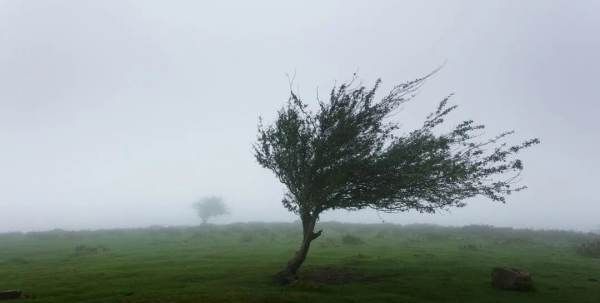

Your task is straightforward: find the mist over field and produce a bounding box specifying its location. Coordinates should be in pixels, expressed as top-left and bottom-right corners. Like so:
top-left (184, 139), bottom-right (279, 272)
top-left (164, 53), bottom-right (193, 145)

top-left (1, 0), bottom-right (599, 233)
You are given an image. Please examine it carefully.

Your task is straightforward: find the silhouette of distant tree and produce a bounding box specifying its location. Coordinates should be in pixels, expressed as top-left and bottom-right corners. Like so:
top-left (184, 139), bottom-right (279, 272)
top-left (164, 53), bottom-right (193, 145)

top-left (193, 196), bottom-right (229, 224)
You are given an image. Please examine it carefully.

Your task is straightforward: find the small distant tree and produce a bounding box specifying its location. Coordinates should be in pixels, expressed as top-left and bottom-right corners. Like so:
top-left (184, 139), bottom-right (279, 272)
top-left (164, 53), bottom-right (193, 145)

top-left (254, 73), bottom-right (539, 283)
top-left (193, 196), bottom-right (229, 224)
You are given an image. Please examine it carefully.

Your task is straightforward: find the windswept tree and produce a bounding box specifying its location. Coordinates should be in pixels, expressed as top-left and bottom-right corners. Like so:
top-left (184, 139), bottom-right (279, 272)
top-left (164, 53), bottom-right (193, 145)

top-left (193, 196), bottom-right (229, 224)
top-left (254, 73), bottom-right (539, 284)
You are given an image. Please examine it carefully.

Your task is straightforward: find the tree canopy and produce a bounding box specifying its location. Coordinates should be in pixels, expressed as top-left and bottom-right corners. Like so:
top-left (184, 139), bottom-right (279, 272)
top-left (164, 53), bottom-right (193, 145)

top-left (193, 196), bottom-right (229, 224)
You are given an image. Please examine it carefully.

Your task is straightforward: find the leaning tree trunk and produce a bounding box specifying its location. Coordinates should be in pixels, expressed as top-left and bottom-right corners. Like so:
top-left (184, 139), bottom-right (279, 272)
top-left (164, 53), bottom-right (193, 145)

top-left (274, 214), bottom-right (322, 284)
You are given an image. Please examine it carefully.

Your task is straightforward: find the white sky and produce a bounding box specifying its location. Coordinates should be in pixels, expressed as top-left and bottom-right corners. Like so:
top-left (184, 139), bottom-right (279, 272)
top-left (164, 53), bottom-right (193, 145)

top-left (1, 0), bottom-right (599, 232)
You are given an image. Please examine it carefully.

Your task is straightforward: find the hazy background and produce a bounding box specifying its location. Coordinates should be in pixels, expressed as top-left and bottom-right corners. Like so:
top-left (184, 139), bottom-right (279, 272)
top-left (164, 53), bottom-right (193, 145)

top-left (1, 0), bottom-right (598, 232)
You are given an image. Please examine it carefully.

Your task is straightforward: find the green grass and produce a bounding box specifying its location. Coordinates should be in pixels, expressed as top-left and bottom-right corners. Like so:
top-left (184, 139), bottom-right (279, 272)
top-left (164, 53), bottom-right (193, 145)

top-left (1, 223), bottom-right (599, 302)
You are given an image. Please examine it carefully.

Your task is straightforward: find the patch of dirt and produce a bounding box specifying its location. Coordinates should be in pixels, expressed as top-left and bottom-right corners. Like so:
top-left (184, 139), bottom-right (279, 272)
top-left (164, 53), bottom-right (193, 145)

top-left (299, 266), bottom-right (390, 285)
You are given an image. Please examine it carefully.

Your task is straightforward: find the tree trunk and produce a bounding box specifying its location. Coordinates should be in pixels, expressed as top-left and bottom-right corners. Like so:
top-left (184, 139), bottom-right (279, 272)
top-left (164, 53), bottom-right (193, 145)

top-left (274, 214), bottom-right (322, 285)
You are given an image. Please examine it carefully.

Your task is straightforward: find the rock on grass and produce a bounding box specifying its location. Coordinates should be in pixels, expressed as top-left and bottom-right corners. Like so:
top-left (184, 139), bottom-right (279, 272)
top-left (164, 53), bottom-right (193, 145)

top-left (491, 267), bottom-right (534, 291)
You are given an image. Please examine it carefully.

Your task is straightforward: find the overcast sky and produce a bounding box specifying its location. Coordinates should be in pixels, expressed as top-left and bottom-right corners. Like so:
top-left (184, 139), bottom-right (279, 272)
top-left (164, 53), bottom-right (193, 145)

top-left (1, 0), bottom-right (598, 232)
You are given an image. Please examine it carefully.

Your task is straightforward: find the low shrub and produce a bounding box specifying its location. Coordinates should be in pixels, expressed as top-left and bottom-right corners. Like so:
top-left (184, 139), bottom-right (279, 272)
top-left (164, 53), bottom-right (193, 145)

top-left (374, 230), bottom-right (387, 239)
top-left (341, 234), bottom-right (364, 245)
top-left (239, 232), bottom-right (254, 243)
top-left (459, 244), bottom-right (480, 251)
top-left (74, 245), bottom-right (110, 256)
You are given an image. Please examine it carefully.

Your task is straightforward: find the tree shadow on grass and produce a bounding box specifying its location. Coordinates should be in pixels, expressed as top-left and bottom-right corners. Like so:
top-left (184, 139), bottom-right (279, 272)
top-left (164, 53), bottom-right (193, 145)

top-left (297, 266), bottom-right (398, 285)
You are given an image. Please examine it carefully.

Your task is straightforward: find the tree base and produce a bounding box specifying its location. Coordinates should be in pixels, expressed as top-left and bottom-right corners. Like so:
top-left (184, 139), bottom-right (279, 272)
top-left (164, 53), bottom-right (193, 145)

top-left (273, 269), bottom-right (298, 285)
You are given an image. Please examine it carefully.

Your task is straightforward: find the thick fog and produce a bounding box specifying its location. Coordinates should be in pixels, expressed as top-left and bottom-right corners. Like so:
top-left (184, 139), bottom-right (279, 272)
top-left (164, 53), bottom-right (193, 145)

top-left (1, 1), bottom-right (598, 232)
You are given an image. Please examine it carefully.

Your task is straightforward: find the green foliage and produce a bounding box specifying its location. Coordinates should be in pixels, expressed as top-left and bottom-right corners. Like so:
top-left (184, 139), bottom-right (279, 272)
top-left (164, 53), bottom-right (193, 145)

top-left (254, 73), bottom-right (539, 218)
top-left (193, 196), bottom-right (229, 224)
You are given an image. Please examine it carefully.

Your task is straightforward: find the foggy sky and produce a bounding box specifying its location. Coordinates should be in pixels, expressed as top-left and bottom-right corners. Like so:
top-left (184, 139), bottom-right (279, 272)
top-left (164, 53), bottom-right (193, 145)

top-left (1, 0), bottom-right (599, 232)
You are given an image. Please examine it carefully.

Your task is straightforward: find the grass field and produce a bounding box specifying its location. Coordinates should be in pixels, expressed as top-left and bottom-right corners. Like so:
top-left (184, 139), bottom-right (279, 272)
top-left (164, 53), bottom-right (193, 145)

top-left (1, 222), bottom-right (599, 302)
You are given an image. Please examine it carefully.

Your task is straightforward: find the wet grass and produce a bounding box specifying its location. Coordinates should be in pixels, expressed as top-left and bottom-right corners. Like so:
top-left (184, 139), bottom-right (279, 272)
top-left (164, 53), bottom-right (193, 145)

top-left (0, 223), bottom-right (599, 302)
